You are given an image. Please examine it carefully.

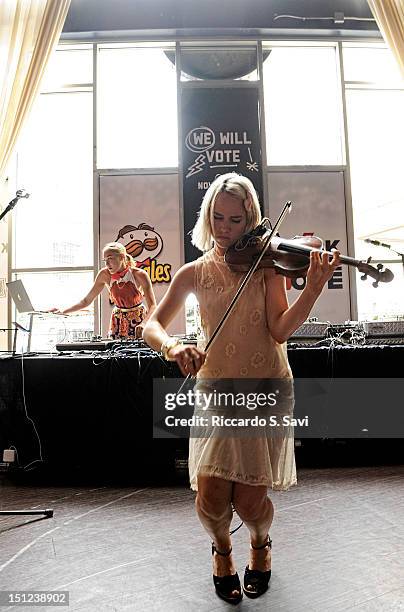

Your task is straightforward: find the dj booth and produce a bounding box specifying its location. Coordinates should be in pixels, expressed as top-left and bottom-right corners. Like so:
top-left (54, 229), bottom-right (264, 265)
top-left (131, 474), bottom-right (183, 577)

top-left (0, 339), bottom-right (403, 481)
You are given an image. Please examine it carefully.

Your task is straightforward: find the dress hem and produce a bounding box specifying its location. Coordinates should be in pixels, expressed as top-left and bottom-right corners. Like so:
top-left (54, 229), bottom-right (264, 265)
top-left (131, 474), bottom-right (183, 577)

top-left (189, 466), bottom-right (297, 493)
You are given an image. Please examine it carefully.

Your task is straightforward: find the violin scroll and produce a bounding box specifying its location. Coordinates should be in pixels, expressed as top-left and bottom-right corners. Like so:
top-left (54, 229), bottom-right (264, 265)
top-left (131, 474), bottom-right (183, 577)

top-left (358, 257), bottom-right (394, 288)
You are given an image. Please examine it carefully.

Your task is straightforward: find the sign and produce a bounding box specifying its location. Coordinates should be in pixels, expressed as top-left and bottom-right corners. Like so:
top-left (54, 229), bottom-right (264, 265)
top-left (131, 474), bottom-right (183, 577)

top-left (99, 174), bottom-right (184, 335)
top-left (268, 171), bottom-right (352, 323)
top-left (181, 87), bottom-right (263, 262)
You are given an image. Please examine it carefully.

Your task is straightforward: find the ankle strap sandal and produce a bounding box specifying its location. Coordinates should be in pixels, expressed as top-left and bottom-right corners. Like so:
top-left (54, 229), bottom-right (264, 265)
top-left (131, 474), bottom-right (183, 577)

top-left (212, 544), bottom-right (243, 605)
top-left (211, 543), bottom-right (232, 556)
top-left (243, 536), bottom-right (272, 599)
top-left (251, 536), bottom-right (272, 550)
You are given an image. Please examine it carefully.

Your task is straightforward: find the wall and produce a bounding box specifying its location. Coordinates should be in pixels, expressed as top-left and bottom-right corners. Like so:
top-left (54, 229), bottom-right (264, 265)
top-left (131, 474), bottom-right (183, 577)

top-left (63, 0), bottom-right (378, 36)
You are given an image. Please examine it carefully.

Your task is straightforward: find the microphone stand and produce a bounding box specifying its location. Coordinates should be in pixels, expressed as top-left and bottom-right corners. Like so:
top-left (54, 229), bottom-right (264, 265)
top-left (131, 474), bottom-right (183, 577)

top-left (365, 239), bottom-right (404, 277)
top-left (0, 190), bottom-right (53, 521)
top-left (389, 247), bottom-right (404, 277)
top-left (1, 190), bottom-right (32, 354)
top-left (0, 189), bottom-right (30, 222)
top-left (397, 250), bottom-right (404, 277)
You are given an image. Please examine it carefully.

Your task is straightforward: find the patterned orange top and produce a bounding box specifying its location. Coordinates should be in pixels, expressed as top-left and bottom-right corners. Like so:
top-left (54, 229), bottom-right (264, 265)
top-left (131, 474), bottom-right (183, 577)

top-left (108, 267), bottom-right (146, 338)
top-left (109, 267), bottom-right (143, 308)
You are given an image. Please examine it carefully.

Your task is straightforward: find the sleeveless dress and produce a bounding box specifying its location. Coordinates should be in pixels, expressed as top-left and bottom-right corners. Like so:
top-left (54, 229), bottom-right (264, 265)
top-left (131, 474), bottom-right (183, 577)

top-left (108, 267), bottom-right (146, 338)
top-left (188, 248), bottom-right (297, 491)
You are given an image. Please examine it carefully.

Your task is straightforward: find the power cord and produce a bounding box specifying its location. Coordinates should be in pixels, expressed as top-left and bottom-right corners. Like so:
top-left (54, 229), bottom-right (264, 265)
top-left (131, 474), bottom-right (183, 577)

top-left (229, 504), bottom-right (244, 536)
top-left (18, 346), bottom-right (44, 471)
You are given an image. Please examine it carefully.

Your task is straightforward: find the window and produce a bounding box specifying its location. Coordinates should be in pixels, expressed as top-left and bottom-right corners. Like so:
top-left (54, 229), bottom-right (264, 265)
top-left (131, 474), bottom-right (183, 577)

top-left (41, 45), bottom-right (93, 89)
top-left (13, 271), bottom-right (94, 352)
top-left (343, 43), bottom-right (403, 86)
top-left (14, 92), bottom-right (93, 268)
top-left (344, 44), bottom-right (404, 320)
top-left (356, 263), bottom-right (404, 322)
top-left (97, 44), bottom-right (178, 168)
top-left (11, 46), bottom-right (94, 347)
top-left (263, 45), bottom-right (344, 165)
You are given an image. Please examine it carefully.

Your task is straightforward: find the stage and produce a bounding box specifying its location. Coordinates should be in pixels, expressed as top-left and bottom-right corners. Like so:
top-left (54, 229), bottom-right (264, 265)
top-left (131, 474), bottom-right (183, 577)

top-left (0, 343), bottom-right (403, 481)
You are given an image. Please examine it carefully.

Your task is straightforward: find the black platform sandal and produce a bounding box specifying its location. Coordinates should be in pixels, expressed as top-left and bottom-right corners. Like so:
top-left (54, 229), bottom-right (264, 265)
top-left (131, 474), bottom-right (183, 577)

top-left (243, 536), bottom-right (272, 599)
top-left (212, 543), bottom-right (243, 605)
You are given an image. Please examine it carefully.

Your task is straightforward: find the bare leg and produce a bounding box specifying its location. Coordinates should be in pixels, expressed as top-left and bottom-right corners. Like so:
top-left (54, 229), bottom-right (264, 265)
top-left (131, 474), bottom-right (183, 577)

top-left (195, 475), bottom-right (237, 578)
top-left (232, 482), bottom-right (273, 571)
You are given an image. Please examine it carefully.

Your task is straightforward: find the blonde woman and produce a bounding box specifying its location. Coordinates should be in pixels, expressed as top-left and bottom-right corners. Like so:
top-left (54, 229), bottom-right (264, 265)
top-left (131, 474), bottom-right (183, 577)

top-left (143, 173), bottom-right (339, 603)
top-left (51, 242), bottom-right (156, 339)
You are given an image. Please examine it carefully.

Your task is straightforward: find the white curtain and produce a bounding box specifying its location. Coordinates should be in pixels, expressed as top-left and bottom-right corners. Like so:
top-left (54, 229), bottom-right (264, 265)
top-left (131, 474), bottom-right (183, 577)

top-left (0, 0), bottom-right (71, 180)
top-left (367, 0), bottom-right (404, 80)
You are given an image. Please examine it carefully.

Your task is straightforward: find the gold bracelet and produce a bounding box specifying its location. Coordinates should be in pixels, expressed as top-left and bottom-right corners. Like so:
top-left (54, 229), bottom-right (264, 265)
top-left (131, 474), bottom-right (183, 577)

top-left (161, 337), bottom-right (182, 360)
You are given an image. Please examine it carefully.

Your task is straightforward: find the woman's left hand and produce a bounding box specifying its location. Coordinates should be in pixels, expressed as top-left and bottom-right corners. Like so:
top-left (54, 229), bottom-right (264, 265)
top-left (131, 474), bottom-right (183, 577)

top-left (305, 249), bottom-right (340, 296)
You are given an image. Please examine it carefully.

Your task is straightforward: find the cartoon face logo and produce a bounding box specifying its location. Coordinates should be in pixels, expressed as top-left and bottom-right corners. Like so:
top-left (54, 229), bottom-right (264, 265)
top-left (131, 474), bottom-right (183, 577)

top-left (115, 223), bottom-right (163, 264)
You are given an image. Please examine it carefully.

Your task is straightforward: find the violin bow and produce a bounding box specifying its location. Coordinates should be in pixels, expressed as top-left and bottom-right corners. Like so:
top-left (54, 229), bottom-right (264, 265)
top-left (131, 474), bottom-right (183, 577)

top-left (177, 201), bottom-right (292, 392)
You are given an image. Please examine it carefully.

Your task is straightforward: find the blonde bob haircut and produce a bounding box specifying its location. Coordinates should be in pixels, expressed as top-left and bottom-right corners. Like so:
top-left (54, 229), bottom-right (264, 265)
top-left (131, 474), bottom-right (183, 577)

top-left (191, 173), bottom-right (262, 252)
top-left (102, 242), bottom-right (137, 268)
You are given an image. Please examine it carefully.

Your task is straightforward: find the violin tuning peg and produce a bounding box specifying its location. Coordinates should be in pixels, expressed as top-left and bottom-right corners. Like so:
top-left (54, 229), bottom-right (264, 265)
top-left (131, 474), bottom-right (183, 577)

top-left (366, 256), bottom-right (372, 264)
top-left (377, 263), bottom-right (383, 271)
top-left (360, 274), bottom-right (368, 281)
top-left (372, 280), bottom-right (379, 288)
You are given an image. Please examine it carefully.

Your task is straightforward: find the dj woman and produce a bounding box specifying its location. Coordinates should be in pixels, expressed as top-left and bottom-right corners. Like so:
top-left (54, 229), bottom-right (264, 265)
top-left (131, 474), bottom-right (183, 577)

top-left (50, 242), bottom-right (156, 339)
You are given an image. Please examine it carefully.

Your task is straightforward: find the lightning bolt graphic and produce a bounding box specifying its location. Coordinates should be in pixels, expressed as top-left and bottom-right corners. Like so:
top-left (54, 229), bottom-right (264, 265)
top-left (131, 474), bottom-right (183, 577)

top-left (186, 154), bottom-right (206, 178)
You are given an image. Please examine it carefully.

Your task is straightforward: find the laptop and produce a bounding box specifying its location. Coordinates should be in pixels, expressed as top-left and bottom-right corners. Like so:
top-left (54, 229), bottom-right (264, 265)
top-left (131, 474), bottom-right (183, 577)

top-left (7, 279), bottom-right (50, 314)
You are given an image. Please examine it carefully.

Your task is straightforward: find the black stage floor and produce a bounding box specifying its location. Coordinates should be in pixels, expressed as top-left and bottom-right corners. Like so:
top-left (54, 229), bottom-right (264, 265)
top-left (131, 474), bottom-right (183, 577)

top-left (1, 346), bottom-right (403, 609)
top-left (1, 464), bottom-right (404, 611)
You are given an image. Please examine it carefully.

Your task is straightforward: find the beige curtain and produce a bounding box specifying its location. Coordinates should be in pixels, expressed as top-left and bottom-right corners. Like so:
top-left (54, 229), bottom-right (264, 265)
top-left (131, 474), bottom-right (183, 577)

top-left (0, 0), bottom-right (71, 180)
top-left (367, 0), bottom-right (404, 80)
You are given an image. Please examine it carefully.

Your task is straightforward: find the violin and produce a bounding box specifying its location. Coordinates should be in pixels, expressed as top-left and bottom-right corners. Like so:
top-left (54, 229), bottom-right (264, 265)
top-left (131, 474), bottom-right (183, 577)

top-left (224, 219), bottom-right (394, 288)
top-left (176, 204), bottom-right (393, 392)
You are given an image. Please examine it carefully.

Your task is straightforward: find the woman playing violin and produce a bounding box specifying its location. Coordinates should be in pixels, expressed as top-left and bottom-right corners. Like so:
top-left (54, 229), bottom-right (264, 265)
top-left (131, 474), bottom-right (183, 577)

top-left (143, 173), bottom-right (340, 604)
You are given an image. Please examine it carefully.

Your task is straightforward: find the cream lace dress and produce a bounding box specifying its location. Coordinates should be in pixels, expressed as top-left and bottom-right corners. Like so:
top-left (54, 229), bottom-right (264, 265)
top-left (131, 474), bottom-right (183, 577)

top-left (188, 248), bottom-right (297, 492)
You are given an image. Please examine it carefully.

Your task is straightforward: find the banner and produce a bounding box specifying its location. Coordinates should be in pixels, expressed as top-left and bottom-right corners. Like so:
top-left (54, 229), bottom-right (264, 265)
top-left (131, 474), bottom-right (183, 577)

top-left (268, 171), bottom-right (351, 323)
top-left (181, 87), bottom-right (263, 262)
top-left (99, 174), bottom-right (184, 335)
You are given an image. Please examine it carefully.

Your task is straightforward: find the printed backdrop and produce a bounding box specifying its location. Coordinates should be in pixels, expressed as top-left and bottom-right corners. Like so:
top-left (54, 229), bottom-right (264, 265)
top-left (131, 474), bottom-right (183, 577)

top-left (99, 174), bottom-right (184, 335)
top-left (181, 87), bottom-right (263, 262)
top-left (268, 171), bottom-right (352, 323)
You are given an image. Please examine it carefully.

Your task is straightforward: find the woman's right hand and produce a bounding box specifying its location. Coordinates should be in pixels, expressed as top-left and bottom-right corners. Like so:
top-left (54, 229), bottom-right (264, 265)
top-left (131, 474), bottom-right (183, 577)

top-left (168, 344), bottom-right (206, 377)
top-left (47, 307), bottom-right (64, 314)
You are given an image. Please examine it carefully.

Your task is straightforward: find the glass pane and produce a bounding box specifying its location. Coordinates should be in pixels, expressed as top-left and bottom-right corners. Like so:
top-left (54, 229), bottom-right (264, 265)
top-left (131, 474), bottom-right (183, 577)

top-left (343, 44), bottom-right (403, 85)
top-left (14, 92), bottom-right (93, 268)
top-left (42, 46), bottom-right (93, 89)
top-left (179, 45), bottom-right (257, 81)
top-left (356, 263), bottom-right (404, 321)
top-left (98, 46), bottom-right (178, 168)
top-left (263, 46), bottom-right (344, 165)
top-left (185, 293), bottom-right (202, 337)
top-left (13, 271), bottom-right (94, 352)
top-left (345, 89), bottom-right (404, 320)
